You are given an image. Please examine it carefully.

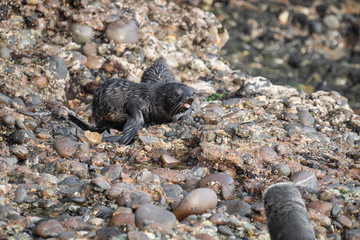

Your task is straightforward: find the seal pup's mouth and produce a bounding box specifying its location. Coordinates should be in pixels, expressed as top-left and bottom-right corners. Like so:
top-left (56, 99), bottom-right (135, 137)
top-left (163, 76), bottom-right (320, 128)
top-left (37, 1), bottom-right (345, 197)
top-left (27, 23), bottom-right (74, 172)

top-left (184, 97), bottom-right (194, 109)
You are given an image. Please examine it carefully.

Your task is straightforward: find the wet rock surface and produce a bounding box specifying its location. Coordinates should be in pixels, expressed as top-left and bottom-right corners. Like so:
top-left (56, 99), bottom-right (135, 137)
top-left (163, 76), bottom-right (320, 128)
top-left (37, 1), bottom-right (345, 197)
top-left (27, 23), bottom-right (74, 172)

top-left (0, 0), bottom-right (359, 239)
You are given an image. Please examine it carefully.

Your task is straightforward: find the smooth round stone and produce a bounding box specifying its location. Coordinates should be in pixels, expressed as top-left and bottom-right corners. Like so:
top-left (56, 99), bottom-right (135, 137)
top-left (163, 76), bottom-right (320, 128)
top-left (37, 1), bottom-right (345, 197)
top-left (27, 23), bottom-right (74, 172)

top-left (58, 231), bottom-right (76, 240)
top-left (323, 15), bottom-right (340, 30)
top-left (12, 129), bottom-right (35, 144)
top-left (219, 199), bottom-right (252, 217)
top-left (337, 215), bottom-right (352, 228)
top-left (37, 132), bottom-right (52, 139)
top-left (135, 203), bottom-right (176, 230)
top-left (0, 46), bottom-right (10, 59)
top-left (271, 164), bottom-right (290, 176)
top-left (2, 115), bottom-right (15, 127)
top-left (106, 182), bottom-right (137, 200)
top-left (307, 201), bottom-right (333, 216)
top-left (82, 42), bottom-right (97, 56)
top-left (34, 219), bottom-right (65, 238)
top-left (199, 172), bottom-right (234, 200)
top-left (105, 19), bottom-right (139, 44)
top-left (209, 212), bottom-right (229, 225)
top-left (308, 20), bottom-right (324, 34)
top-left (85, 56), bottom-right (105, 70)
top-left (217, 225), bottom-right (234, 236)
top-left (33, 76), bottom-right (48, 88)
top-left (331, 203), bottom-right (341, 217)
top-left (259, 145), bottom-right (278, 158)
top-left (173, 188), bottom-right (218, 220)
top-left (54, 139), bottom-right (80, 158)
top-left (11, 145), bottom-right (29, 160)
top-left (70, 24), bottom-right (94, 44)
top-left (297, 109), bottom-right (315, 126)
top-left (161, 183), bottom-right (183, 200)
top-left (14, 186), bottom-right (27, 204)
top-left (291, 171), bottom-right (319, 192)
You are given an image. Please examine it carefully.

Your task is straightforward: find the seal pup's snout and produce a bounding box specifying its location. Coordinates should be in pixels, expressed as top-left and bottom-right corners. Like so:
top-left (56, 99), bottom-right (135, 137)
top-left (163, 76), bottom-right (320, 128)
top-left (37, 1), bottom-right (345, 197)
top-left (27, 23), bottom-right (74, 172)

top-left (184, 96), bottom-right (194, 109)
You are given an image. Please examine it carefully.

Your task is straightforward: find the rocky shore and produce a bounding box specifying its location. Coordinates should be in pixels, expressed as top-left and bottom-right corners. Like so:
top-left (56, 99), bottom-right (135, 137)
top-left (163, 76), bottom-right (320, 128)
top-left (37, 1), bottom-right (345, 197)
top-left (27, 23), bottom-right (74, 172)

top-left (0, 0), bottom-right (359, 239)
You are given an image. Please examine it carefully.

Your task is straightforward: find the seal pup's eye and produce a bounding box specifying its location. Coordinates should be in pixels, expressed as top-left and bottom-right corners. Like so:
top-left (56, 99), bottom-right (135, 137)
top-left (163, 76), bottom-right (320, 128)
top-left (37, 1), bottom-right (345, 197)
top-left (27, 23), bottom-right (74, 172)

top-left (174, 89), bottom-right (183, 98)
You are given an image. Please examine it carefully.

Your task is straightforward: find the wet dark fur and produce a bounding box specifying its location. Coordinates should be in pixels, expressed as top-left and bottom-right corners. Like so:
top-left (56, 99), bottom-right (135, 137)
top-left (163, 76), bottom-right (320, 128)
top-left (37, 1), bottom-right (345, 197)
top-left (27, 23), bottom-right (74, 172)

top-left (69, 61), bottom-right (194, 144)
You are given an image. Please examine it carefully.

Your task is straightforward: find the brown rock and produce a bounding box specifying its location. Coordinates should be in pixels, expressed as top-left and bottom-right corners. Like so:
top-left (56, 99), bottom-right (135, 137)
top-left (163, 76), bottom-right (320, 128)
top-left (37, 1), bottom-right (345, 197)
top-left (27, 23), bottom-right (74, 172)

top-left (307, 201), bottom-right (333, 216)
top-left (151, 168), bottom-right (186, 184)
top-left (84, 130), bottom-right (102, 144)
top-left (128, 231), bottom-right (150, 240)
top-left (110, 212), bottom-right (135, 227)
top-left (83, 42), bottom-right (97, 57)
top-left (85, 56), bottom-right (105, 70)
top-left (160, 153), bottom-right (181, 168)
top-left (199, 172), bottom-right (234, 200)
top-left (194, 233), bottom-right (216, 240)
top-left (33, 76), bottom-right (48, 88)
top-left (34, 219), bottom-right (65, 238)
top-left (173, 188), bottom-right (218, 220)
top-left (308, 209), bottom-right (331, 227)
top-left (337, 215), bottom-right (352, 228)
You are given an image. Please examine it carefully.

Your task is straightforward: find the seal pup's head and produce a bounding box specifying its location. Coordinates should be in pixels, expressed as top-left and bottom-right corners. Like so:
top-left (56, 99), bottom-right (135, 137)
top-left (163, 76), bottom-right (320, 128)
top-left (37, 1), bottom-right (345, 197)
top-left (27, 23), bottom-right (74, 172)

top-left (159, 83), bottom-right (194, 117)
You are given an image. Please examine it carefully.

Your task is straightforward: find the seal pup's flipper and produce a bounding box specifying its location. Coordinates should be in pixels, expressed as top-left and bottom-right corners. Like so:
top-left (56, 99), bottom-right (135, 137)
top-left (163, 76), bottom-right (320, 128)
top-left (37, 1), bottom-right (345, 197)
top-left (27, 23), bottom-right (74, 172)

top-left (141, 58), bottom-right (176, 84)
top-left (119, 103), bottom-right (145, 145)
top-left (68, 114), bottom-right (108, 133)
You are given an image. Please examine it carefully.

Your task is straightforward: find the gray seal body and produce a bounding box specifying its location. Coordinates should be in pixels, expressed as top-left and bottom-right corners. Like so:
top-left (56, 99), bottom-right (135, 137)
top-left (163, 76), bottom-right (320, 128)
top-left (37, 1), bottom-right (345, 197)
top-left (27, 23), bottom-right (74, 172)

top-left (264, 182), bottom-right (315, 240)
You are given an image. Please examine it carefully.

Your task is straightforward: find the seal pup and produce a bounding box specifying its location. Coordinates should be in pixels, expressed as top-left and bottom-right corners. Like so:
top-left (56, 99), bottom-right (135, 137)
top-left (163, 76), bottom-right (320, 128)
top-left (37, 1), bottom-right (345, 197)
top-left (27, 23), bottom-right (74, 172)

top-left (264, 182), bottom-right (315, 240)
top-left (69, 61), bottom-right (194, 145)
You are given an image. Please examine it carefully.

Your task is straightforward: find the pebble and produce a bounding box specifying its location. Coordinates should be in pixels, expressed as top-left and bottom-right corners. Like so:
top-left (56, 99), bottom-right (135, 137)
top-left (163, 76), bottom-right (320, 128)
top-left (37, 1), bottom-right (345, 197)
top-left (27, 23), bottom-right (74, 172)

top-left (11, 145), bottom-right (29, 160)
top-left (11, 130), bottom-right (35, 144)
top-left (47, 55), bottom-right (69, 80)
top-left (160, 153), bottom-right (181, 167)
top-left (162, 183), bottom-right (183, 200)
top-left (83, 42), bottom-right (98, 56)
top-left (100, 164), bottom-right (123, 181)
top-left (218, 225), bottom-right (234, 236)
top-left (2, 115), bottom-right (15, 127)
top-left (54, 139), bottom-right (81, 158)
top-left (14, 186), bottom-right (27, 204)
top-left (259, 145), bottom-right (278, 159)
top-left (0, 93), bottom-right (13, 106)
top-left (209, 212), bottom-right (229, 225)
top-left (151, 169), bottom-right (186, 184)
top-left (345, 229), bottom-right (360, 240)
top-left (96, 227), bottom-right (121, 239)
top-left (91, 177), bottom-right (111, 190)
top-left (33, 76), bottom-right (48, 88)
top-left (173, 188), bottom-right (218, 220)
top-left (135, 203), bottom-right (176, 230)
top-left (307, 201), bottom-right (333, 215)
top-left (199, 172), bottom-right (235, 200)
top-left (0, 46), bottom-right (10, 59)
top-left (110, 212), bottom-right (135, 227)
top-left (85, 56), bottom-right (105, 70)
top-left (84, 130), bottom-right (102, 143)
top-left (219, 200), bottom-right (252, 217)
top-left (128, 231), bottom-right (150, 240)
top-left (105, 19), bottom-right (139, 44)
top-left (337, 215), bottom-right (352, 228)
top-left (34, 219), bottom-right (65, 238)
top-left (194, 233), bottom-right (216, 240)
top-left (70, 24), bottom-right (94, 44)
top-left (331, 203), bottom-right (341, 217)
top-left (297, 109), bottom-right (315, 126)
top-left (271, 164), bottom-right (290, 176)
top-left (308, 209), bottom-right (331, 227)
top-left (323, 15), bottom-right (341, 30)
top-left (117, 190), bottom-right (152, 209)
top-left (291, 171), bottom-right (319, 192)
